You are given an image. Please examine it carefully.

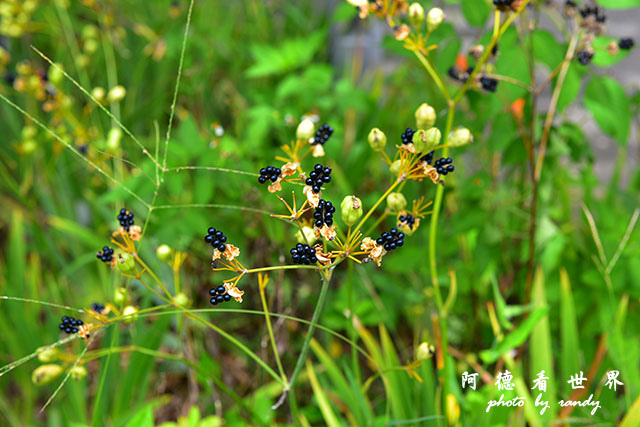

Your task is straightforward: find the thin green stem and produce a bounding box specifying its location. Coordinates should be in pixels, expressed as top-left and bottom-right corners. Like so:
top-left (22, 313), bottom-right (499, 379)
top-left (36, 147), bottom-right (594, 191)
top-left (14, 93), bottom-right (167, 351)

top-left (259, 284), bottom-right (288, 384)
top-left (353, 180), bottom-right (401, 235)
top-left (413, 50), bottom-right (450, 101)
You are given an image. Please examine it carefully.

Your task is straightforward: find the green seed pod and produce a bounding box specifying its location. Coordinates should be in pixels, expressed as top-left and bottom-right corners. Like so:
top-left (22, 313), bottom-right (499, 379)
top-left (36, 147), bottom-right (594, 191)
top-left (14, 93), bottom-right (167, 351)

top-left (91, 87), bottom-right (106, 102)
top-left (82, 25), bottom-right (99, 40)
top-left (37, 347), bottom-right (60, 363)
top-left (390, 159), bottom-right (402, 176)
top-left (117, 253), bottom-right (136, 274)
top-left (296, 118), bottom-right (315, 142)
top-left (107, 85), bottom-right (126, 103)
top-left (416, 341), bottom-right (435, 361)
top-left (424, 127), bottom-right (442, 150)
top-left (47, 64), bottom-right (64, 86)
top-left (32, 364), bottom-right (64, 386)
top-left (106, 127), bottom-right (122, 152)
top-left (387, 192), bottom-right (407, 212)
top-left (411, 129), bottom-right (428, 152)
top-left (295, 226), bottom-right (316, 244)
top-left (427, 8), bottom-right (445, 32)
top-left (448, 127), bottom-right (473, 147)
top-left (114, 287), bottom-right (127, 305)
top-left (122, 305), bottom-right (139, 323)
top-left (84, 38), bottom-right (98, 55)
top-left (368, 128), bottom-right (387, 152)
top-left (173, 292), bottom-right (189, 307)
top-left (408, 3), bottom-right (425, 28)
top-left (156, 244), bottom-right (172, 262)
top-left (415, 103), bottom-right (436, 129)
top-left (70, 366), bottom-right (87, 380)
top-left (341, 195), bottom-right (363, 227)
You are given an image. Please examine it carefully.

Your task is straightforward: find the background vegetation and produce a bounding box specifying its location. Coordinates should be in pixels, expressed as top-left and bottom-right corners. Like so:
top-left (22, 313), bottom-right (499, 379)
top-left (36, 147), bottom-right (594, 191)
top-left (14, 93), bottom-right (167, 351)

top-left (0, 0), bottom-right (639, 425)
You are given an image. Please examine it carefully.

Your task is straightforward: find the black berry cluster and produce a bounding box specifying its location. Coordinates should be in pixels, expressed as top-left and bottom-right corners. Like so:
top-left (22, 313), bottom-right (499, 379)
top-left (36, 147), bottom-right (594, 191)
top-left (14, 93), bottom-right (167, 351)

top-left (434, 157), bottom-right (455, 175)
top-left (619, 38), bottom-right (634, 50)
top-left (258, 166), bottom-right (281, 184)
top-left (480, 76), bottom-right (498, 92)
top-left (314, 199), bottom-right (336, 227)
top-left (118, 208), bottom-right (134, 231)
top-left (493, 0), bottom-right (515, 11)
top-left (398, 213), bottom-right (416, 229)
top-left (448, 66), bottom-right (474, 83)
top-left (375, 229), bottom-right (405, 251)
top-left (204, 227), bottom-right (227, 252)
top-left (305, 164), bottom-right (332, 194)
top-left (401, 128), bottom-right (415, 145)
top-left (91, 302), bottom-right (105, 314)
top-left (290, 243), bottom-right (318, 265)
top-left (420, 150), bottom-right (435, 165)
top-left (313, 123), bottom-right (334, 145)
top-left (577, 50), bottom-right (594, 65)
top-left (59, 316), bottom-right (83, 334)
top-left (580, 5), bottom-right (606, 22)
top-left (209, 285), bottom-right (232, 305)
top-left (97, 246), bottom-right (114, 263)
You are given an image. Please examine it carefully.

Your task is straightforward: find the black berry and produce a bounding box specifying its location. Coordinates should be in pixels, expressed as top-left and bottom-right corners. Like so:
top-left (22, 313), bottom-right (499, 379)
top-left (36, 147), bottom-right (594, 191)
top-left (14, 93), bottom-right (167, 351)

top-left (305, 164), bottom-right (331, 194)
top-left (59, 315), bottom-right (83, 334)
top-left (314, 199), bottom-right (336, 228)
top-left (258, 166), bottom-right (281, 184)
top-left (208, 285), bottom-right (233, 306)
top-left (96, 246), bottom-right (114, 263)
top-left (401, 128), bottom-right (414, 145)
top-left (313, 123), bottom-right (334, 145)
top-left (117, 208), bottom-right (135, 231)
top-left (434, 157), bottom-right (455, 176)
top-left (577, 50), bottom-right (593, 65)
top-left (398, 213), bottom-right (416, 229)
top-left (91, 302), bottom-right (105, 314)
top-left (619, 38), bottom-right (634, 50)
top-left (420, 151), bottom-right (434, 165)
top-left (290, 243), bottom-right (318, 265)
top-left (204, 227), bottom-right (227, 252)
top-left (375, 229), bottom-right (405, 252)
top-left (480, 76), bottom-right (498, 92)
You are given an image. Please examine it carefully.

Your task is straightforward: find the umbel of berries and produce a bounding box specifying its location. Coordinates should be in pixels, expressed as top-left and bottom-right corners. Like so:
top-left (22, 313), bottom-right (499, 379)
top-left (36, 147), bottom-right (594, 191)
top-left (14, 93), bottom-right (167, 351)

top-left (619, 38), bottom-right (634, 50)
top-left (376, 229), bottom-right (405, 252)
top-left (305, 164), bottom-right (332, 194)
top-left (59, 316), bottom-right (83, 334)
top-left (204, 227), bottom-right (227, 252)
top-left (97, 246), bottom-right (114, 263)
top-left (434, 157), bottom-right (455, 176)
top-left (311, 123), bottom-right (334, 157)
top-left (290, 243), bottom-right (318, 265)
top-left (314, 199), bottom-right (336, 227)
top-left (401, 128), bottom-right (415, 145)
top-left (258, 166), bottom-right (281, 184)
top-left (117, 208), bottom-right (134, 231)
top-left (209, 285), bottom-right (232, 306)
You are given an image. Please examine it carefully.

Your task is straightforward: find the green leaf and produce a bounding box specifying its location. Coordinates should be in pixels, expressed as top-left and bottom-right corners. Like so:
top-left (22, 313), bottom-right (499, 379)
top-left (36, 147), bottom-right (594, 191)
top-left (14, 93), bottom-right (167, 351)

top-left (592, 36), bottom-right (632, 67)
top-left (246, 31), bottom-right (326, 78)
top-left (584, 76), bottom-right (631, 145)
top-left (480, 306), bottom-right (550, 363)
top-left (461, 0), bottom-right (490, 27)
top-left (596, 0), bottom-right (640, 8)
top-left (532, 30), bottom-right (564, 70)
top-left (555, 62), bottom-right (581, 112)
top-left (306, 362), bottom-right (341, 427)
top-left (491, 275), bottom-right (513, 329)
top-left (559, 269), bottom-right (581, 391)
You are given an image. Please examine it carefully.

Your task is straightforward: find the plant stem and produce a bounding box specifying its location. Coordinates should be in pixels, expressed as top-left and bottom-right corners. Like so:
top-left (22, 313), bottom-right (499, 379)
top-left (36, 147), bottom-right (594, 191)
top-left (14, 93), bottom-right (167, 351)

top-left (353, 180), bottom-right (401, 235)
top-left (412, 50), bottom-right (451, 101)
top-left (259, 282), bottom-right (288, 384)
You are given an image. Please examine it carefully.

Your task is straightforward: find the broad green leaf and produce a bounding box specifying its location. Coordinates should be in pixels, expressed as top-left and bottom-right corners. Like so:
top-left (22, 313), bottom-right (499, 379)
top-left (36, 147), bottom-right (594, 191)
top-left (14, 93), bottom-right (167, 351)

top-left (461, 0), bottom-right (490, 27)
top-left (480, 306), bottom-right (550, 363)
top-left (596, 0), bottom-right (640, 8)
top-left (246, 31), bottom-right (326, 78)
top-left (584, 76), bottom-right (631, 145)
top-left (532, 30), bottom-right (564, 70)
top-left (555, 62), bottom-right (581, 112)
top-left (592, 36), bottom-right (632, 67)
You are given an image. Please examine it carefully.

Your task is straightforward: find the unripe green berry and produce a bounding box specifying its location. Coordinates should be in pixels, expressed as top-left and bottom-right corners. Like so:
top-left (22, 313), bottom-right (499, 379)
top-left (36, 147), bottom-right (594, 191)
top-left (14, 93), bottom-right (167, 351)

top-left (156, 244), bottom-right (172, 262)
top-left (341, 195), bottom-right (363, 227)
top-left (387, 192), bottom-right (407, 212)
top-left (117, 253), bottom-right (136, 273)
top-left (47, 64), bottom-right (64, 86)
top-left (409, 3), bottom-right (425, 28)
top-left (107, 85), bottom-right (126, 103)
top-left (390, 159), bottom-right (402, 176)
top-left (427, 8), bottom-right (445, 32)
top-left (173, 292), bottom-right (189, 307)
top-left (416, 342), bottom-right (435, 361)
top-left (106, 127), bottom-right (122, 152)
top-left (368, 128), bottom-right (387, 152)
top-left (70, 366), bottom-right (87, 380)
top-left (122, 305), bottom-right (139, 323)
top-left (448, 127), bottom-right (473, 147)
top-left (32, 364), bottom-right (64, 386)
top-left (114, 287), bottom-right (127, 305)
top-left (296, 118), bottom-right (315, 142)
top-left (37, 347), bottom-right (60, 363)
top-left (415, 103), bottom-right (436, 129)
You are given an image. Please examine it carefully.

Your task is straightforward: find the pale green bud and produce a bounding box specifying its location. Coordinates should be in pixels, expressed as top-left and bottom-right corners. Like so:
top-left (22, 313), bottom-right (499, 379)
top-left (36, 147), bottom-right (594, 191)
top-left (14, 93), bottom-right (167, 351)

top-left (156, 244), bottom-right (172, 262)
top-left (387, 192), bottom-right (407, 212)
top-left (70, 366), bottom-right (87, 380)
top-left (92, 87), bottom-right (105, 102)
top-left (411, 129), bottom-right (431, 152)
top-left (427, 8), bottom-right (445, 32)
top-left (415, 103), bottom-right (436, 129)
top-left (84, 38), bottom-right (98, 54)
top-left (341, 196), bottom-right (363, 227)
top-left (107, 85), bottom-right (126, 103)
top-left (82, 25), bottom-right (99, 40)
top-left (122, 305), bottom-right (139, 323)
top-left (32, 364), bottom-right (64, 385)
top-left (367, 128), bottom-right (387, 152)
top-left (21, 139), bottom-right (37, 155)
top-left (296, 119), bottom-right (315, 142)
top-left (117, 253), bottom-right (136, 273)
top-left (448, 127), bottom-right (473, 147)
top-left (390, 159), bottom-right (402, 176)
top-left (424, 127), bottom-right (442, 149)
top-left (106, 127), bottom-right (122, 151)
top-left (37, 347), bottom-right (60, 363)
top-left (47, 64), bottom-right (64, 86)
top-left (295, 226), bottom-right (316, 244)
top-left (114, 287), bottom-right (127, 305)
top-left (173, 292), bottom-right (189, 307)
top-left (416, 342), bottom-right (435, 361)
top-left (409, 3), bottom-right (425, 28)
top-left (22, 125), bottom-right (37, 140)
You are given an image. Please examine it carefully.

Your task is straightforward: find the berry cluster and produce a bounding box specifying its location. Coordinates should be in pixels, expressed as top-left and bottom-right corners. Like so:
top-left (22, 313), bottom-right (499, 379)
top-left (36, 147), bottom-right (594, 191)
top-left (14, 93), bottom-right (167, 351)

top-left (91, 302), bottom-right (105, 314)
top-left (313, 123), bottom-right (334, 145)
top-left (577, 50), bottom-right (594, 65)
top-left (480, 76), bottom-right (498, 92)
top-left (204, 227), bottom-right (227, 252)
top-left (401, 128), bottom-right (415, 145)
top-left (258, 166), bottom-right (281, 184)
top-left (434, 157), bottom-right (455, 175)
top-left (619, 38), bottom-right (634, 50)
top-left (118, 208), bottom-right (134, 231)
top-left (305, 164), bottom-right (332, 193)
top-left (420, 150), bottom-right (435, 164)
top-left (580, 5), bottom-right (606, 22)
top-left (376, 229), bottom-right (405, 251)
top-left (96, 246), bottom-right (114, 263)
top-left (314, 199), bottom-right (336, 227)
top-left (290, 243), bottom-right (318, 265)
top-left (209, 285), bottom-right (232, 305)
top-left (398, 213), bottom-right (416, 229)
top-left (59, 316), bottom-right (83, 334)
top-left (493, 0), bottom-right (514, 6)
top-left (448, 66), bottom-right (473, 83)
